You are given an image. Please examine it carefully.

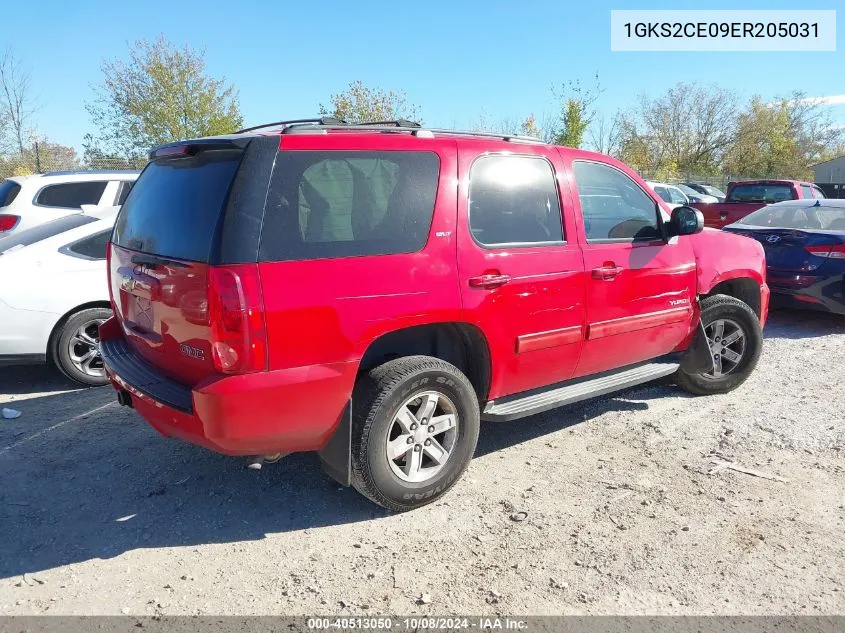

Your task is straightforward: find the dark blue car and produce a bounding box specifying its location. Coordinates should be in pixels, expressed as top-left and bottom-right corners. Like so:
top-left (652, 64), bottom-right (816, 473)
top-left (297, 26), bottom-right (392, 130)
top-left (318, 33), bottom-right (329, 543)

top-left (724, 199), bottom-right (845, 315)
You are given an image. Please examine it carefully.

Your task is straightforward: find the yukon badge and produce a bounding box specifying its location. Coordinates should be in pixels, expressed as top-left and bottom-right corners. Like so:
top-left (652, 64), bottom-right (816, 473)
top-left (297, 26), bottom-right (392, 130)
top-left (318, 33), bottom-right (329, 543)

top-left (180, 343), bottom-right (205, 360)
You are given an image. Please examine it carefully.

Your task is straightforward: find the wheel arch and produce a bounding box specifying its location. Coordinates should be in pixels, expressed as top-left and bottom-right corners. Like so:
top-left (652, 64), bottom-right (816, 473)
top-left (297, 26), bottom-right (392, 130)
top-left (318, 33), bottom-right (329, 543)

top-left (701, 276), bottom-right (761, 318)
top-left (357, 321), bottom-right (492, 402)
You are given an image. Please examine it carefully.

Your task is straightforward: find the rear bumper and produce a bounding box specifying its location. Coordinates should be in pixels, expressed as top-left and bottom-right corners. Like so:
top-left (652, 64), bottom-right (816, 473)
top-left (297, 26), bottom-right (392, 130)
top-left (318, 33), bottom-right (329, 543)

top-left (767, 274), bottom-right (845, 316)
top-left (100, 322), bottom-right (358, 456)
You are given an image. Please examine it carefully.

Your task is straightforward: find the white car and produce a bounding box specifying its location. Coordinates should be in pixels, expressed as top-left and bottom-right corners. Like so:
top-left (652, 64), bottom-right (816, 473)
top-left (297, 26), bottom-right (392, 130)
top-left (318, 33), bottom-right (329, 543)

top-left (645, 181), bottom-right (689, 209)
top-left (0, 207), bottom-right (118, 386)
top-left (0, 169), bottom-right (138, 236)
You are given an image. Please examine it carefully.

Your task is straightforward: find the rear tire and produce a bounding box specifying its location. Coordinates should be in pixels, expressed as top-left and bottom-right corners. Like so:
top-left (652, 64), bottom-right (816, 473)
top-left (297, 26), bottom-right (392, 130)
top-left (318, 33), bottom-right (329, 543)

top-left (675, 294), bottom-right (762, 395)
top-left (350, 356), bottom-right (480, 512)
top-left (52, 307), bottom-right (112, 387)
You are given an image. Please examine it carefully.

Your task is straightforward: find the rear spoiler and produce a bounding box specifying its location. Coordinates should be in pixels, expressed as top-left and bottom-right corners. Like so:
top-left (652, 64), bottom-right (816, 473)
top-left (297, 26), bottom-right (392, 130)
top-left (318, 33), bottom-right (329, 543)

top-left (149, 137), bottom-right (251, 160)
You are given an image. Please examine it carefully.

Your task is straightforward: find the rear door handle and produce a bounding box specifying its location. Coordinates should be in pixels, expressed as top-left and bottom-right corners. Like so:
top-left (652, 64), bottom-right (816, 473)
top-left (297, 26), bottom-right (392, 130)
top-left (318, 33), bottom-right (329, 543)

top-left (468, 273), bottom-right (511, 289)
top-left (592, 265), bottom-right (624, 280)
top-left (720, 211), bottom-right (728, 220)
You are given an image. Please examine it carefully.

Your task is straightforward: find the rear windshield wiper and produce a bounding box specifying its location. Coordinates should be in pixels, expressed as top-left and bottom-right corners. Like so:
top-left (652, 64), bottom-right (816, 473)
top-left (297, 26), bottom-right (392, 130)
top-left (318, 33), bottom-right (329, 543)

top-left (130, 253), bottom-right (189, 268)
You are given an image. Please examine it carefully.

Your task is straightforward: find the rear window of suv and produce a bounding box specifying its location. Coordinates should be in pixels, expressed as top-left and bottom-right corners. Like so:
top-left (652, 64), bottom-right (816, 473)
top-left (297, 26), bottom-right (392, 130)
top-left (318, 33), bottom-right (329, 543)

top-left (260, 151), bottom-right (440, 261)
top-left (113, 149), bottom-right (244, 262)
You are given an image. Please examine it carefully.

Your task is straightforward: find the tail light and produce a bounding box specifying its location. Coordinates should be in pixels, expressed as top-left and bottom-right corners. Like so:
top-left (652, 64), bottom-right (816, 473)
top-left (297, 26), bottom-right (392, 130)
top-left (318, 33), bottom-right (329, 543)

top-left (805, 244), bottom-right (845, 259)
top-left (207, 264), bottom-right (268, 374)
top-left (0, 214), bottom-right (20, 231)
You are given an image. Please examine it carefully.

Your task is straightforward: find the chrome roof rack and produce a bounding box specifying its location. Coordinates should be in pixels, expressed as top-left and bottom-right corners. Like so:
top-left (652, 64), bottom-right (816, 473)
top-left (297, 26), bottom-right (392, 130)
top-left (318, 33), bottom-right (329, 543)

top-left (235, 117), bottom-right (544, 143)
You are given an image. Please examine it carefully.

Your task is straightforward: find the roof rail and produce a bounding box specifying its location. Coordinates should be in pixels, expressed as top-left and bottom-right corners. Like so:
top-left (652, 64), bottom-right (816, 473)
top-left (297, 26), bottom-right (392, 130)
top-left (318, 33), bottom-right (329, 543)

top-left (236, 116), bottom-right (545, 143)
top-left (235, 117), bottom-right (347, 134)
top-left (351, 119), bottom-right (421, 128)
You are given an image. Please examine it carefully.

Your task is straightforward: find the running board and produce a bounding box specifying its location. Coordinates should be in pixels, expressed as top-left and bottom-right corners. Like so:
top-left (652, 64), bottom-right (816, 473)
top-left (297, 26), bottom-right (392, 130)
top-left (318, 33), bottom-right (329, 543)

top-left (482, 360), bottom-right (680, 422)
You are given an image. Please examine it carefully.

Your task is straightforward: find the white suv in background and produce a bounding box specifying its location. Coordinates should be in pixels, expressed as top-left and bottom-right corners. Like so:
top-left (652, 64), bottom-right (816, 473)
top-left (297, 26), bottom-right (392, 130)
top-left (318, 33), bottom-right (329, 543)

top-left (0, 169), bottom-right (139, 235)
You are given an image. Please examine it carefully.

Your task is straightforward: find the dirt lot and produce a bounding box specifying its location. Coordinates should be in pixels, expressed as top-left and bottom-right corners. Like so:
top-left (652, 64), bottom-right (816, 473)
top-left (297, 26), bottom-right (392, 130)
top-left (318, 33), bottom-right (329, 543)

top-left (0, 309), bottom-right (843, 616)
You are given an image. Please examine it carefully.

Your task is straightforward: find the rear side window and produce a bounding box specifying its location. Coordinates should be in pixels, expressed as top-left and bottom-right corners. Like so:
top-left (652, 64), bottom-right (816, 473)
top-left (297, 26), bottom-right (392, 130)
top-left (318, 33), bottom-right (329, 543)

top-left (63, 229), bottom-right (111, 260)
top-left (572, 161), bottom-right (661, 241)
top-left (0, 214), bottom-right (96, 254)
top-left (116, 181), bottom-right (134, 205)
top-left (113, 149), bottom-right (244, 262)
top-left (801, 184), bottom-right (814, 199)
top-left (468, 155), bottom-right (563, 246)
top-left (0, 180), bottom-right (21, 207)
top-left (729, 184), bottom-right (795, 203)
top-left (812, 186), bottom-right (826, 199)
top-left (36, 181), bottom-right (108, 209)
top-left (260, 151), bottom-right (440, 261)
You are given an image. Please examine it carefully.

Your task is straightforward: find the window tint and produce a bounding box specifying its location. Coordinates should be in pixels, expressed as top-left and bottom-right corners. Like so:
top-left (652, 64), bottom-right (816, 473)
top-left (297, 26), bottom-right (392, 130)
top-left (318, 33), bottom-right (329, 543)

top-left (729, 183), bottom-right (795, 203)
top-left (702, 186), bottom-right (726, 198)
top-left (64, 229), bottom-right (111, 260)
top-left (113, 149), bottom-right (244, 262)
top-left (0, 180), bottom-right (21, 207)
top-left (0, 214), bottom-right (96, 254)
top-left (572, 161), bottom-right (661, 241)
top-left (736, 204), bottom-right (845, 230)
top-left (116, 181), bottom-right (134, 205)
top-left (668, 187), bottom-right (687, 204)
top-left (653, 186), bottom-right (671, 203)
top-left (36, 181), bottom-right (108, 209)
top-left (468, 155), bottom-right (563, 246)
top-left (260, 151), bottom-right (440, 261)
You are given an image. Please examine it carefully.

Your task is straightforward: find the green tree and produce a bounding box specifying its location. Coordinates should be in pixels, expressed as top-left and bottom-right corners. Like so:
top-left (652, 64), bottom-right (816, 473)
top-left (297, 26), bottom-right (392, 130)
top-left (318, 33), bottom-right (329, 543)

top-left (319, 80), bottom-right (421, 124)
top-left (724, 93), bottom-right (845, 179)
top-left (552, 75), bottom-right (602, 148)
top-left (85, 35), bottom-right (243, 160)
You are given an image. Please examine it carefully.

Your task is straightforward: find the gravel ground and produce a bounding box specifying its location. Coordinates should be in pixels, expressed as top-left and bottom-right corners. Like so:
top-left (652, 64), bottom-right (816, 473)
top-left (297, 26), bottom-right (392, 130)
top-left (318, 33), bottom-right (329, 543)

top-left (0, 309), bottom-right (843, 616)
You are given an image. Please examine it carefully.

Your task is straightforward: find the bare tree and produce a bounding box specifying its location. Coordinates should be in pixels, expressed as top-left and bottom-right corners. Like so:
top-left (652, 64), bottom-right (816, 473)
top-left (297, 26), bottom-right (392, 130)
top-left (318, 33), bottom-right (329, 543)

top-left (588, 111), bottom-right (623, 156)
top-left (0, 49), bottom-right (37, 157)
top-left (617, 83), bottom-right (739, 177)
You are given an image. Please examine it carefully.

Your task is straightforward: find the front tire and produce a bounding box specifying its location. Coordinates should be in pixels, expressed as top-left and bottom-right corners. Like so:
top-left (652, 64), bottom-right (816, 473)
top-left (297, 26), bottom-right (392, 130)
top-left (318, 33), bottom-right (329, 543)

top-left (350, 356), bottom-right (480, 512)
top-left (52, 307), bottom-right (112, 387)
top-left (675, 294), bottom-right (763, 395)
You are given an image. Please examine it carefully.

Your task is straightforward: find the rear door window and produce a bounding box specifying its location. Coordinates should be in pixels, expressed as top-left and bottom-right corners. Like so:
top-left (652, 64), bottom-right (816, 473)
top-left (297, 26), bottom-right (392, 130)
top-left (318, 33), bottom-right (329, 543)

top-left (113, 149), bottom-right (244, 262)
top-left (260, 151), bottom-right (440, 261)
top-left (0, 180), bottom-right (21, 207)
top-left (468, 154), bottom-right (563, 246)
top-left (35, 181), bottom-right (108, 209)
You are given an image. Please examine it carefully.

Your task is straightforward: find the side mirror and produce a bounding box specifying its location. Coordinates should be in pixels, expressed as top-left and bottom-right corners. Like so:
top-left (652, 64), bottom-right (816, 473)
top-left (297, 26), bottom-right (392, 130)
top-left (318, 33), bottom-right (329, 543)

top-left (668, 205), bottom-right (704, 237)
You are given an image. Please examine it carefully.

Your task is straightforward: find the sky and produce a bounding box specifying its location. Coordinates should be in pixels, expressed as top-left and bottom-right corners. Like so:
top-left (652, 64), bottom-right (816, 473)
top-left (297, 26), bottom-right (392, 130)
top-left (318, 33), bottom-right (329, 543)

top-left (4, 0), bottom-right (844, 152)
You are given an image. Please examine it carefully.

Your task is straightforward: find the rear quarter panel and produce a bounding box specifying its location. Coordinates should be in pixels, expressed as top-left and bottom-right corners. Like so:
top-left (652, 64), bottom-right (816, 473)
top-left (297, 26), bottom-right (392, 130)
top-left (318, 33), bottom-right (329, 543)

top-left (260, 135), bottom-right (463, 370)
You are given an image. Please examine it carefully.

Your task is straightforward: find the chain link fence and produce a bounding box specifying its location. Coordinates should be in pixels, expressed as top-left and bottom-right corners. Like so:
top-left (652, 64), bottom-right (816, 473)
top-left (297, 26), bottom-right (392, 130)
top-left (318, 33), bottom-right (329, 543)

top-left (0, 154), bottom-right (147, 180)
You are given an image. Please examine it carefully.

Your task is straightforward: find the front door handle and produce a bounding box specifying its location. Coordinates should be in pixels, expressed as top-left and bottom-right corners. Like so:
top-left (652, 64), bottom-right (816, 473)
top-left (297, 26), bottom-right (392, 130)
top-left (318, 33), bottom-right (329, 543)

top-left (592, 265), bottom-right (624, 280)
top-left (720, 211), bottom-right (728, 220)
top-left (468, 273), bottom-right (511, 289)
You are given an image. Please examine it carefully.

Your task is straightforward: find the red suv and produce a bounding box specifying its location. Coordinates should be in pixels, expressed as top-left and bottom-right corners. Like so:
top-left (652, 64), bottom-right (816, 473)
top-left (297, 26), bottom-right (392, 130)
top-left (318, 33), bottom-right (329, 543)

top-left (101, 118), bottom-right (769, 511)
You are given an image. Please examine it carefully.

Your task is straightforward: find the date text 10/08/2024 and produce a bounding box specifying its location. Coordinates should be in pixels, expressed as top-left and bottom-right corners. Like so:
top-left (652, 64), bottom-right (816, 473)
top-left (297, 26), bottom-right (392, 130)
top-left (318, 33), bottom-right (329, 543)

top-left (306, 617), bottom-right (529, 630)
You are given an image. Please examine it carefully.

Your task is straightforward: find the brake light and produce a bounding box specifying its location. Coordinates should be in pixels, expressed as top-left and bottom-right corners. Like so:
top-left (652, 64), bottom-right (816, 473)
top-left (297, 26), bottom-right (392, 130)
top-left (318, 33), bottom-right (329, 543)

top-left (208, 265), bottom-right (268, 374)
top-left (805, 244), bottom-right (845, 259)
top-left (0, 214), bottom-right (19, 231)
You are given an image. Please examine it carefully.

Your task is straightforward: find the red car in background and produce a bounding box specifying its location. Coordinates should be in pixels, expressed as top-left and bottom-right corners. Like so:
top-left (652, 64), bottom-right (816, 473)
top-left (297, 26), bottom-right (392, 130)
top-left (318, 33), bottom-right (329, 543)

top-left (690, 179), bottom-right (826, 229)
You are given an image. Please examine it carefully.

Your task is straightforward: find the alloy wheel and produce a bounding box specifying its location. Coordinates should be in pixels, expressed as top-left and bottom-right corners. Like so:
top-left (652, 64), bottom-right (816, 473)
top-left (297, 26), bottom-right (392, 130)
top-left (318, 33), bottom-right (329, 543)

top-left (385, 391), bottom-right (459, 483)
